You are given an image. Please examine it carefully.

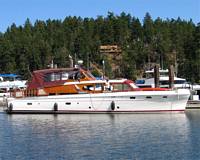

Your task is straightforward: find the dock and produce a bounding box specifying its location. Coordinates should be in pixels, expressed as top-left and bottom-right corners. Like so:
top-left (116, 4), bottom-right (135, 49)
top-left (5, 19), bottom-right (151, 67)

top-left (186, 100), bottom-right (200, 109)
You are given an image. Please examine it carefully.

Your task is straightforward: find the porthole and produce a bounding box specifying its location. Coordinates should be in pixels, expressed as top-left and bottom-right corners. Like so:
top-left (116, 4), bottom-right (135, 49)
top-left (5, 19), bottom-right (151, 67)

top-left (130, 97), bottom-right (136, 99)
top-left (146, 96), bottom-right (152, 99)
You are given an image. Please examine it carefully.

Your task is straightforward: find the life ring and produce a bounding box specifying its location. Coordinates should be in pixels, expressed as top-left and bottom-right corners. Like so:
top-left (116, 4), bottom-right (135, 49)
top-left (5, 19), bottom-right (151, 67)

top-left (111, 101), bottom-right (115, 110)
top-left (54, 103), bottom-right (58, 111)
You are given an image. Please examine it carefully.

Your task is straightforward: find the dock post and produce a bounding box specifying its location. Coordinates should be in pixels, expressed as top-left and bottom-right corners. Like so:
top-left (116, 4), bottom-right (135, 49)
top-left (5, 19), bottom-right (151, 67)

top-left (169, 65), bottom-right (174, 88)
top-left (154, 64), bottom-right (160, 88)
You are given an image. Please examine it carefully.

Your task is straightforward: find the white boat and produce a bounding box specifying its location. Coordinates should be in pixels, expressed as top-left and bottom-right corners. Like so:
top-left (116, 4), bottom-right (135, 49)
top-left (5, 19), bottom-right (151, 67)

top-left (6, 79), bottom-right (190, 113)
top-left (0, 74), bottom-right (26, 105)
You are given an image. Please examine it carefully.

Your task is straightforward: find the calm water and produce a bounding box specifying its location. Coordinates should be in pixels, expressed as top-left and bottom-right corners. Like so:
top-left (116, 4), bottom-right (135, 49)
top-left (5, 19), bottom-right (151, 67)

top-left (1, 109), bottom-right (200, 160)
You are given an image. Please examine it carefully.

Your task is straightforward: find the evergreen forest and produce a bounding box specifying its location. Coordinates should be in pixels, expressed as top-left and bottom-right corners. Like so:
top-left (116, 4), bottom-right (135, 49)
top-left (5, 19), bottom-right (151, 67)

top-left (0, 12), bottom-right (199, 83)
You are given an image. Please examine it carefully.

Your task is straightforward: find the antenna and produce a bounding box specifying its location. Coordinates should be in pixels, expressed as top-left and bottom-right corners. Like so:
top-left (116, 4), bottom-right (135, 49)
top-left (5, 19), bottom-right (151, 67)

top-left (102, 60), bottom-right (105, 79)
top-left (69, 55), bottom-right (73, 68)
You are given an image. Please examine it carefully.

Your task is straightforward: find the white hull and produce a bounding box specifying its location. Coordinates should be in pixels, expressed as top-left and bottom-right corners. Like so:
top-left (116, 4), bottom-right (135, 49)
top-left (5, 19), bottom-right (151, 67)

top-left (6, 89), bottom-right (190, 113)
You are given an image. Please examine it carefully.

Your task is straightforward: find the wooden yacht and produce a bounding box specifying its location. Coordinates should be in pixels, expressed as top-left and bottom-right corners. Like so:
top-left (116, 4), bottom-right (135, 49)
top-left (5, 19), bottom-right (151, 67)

top-left (5, 67), bottom-right (190, 113)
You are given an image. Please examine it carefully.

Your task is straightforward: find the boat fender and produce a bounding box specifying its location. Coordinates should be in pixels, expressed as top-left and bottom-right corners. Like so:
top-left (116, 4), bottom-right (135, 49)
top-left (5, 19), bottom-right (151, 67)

top-left (54, 103), bottom-right (58, 111)
top-left (111, 101), bottom-right (115, 110)
top-left (8, 103), bottom-right (13, 112)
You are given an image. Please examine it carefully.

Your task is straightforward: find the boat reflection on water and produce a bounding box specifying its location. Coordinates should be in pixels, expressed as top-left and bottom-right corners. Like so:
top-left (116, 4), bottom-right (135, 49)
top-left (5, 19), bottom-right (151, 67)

top-left (185, 110), bottom-right (200, 159)
top-left (2, 111), bottom-right (200, 159)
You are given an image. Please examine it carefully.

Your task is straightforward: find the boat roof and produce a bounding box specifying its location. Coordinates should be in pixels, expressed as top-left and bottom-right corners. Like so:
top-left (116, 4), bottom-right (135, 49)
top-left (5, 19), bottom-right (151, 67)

top-left (0, 74), bottom-right (20, 78)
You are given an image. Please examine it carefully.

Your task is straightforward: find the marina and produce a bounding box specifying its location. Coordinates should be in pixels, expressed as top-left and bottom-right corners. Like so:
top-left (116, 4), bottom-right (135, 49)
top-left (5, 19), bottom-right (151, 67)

top-left (0, 1), bottom-right (199, 160)
top-left (2, 65), bottom-right (190, 113)
top-left (0, 64), bottom-right (198, 113)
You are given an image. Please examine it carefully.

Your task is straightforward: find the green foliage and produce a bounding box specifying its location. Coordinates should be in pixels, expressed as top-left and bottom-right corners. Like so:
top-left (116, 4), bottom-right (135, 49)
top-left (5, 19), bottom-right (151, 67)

top-left (0, 12), bottom-right (199, 83)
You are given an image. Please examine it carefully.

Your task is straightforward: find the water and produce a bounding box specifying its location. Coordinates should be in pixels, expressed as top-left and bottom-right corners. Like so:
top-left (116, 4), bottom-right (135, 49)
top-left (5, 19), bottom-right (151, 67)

top-left (1, 109), bottom-right (200, 160)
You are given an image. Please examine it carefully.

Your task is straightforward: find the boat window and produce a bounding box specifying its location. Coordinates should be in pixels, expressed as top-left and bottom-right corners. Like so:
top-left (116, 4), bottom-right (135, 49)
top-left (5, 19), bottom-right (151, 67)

top-left (3, 77), bottom-right (15, 81)
top-left (135, 80), bottom-right (145, 84)
top-left (95, 84), bottom-right (103, 91)
top-left (44, 72), bottom-right (61, 82)
top-left (175, 80), bottom-right (186, 84)
top-left (68, 71), bottom-right (80, 80)
top-left (75, 72), bottom-right (85, 79)
top-left (123, 84), bottom-right (132, 90)
top-left (82, 84), bottom-right (103, 91)
top-left (160, 80), bottom-right (186, 85)
top-left (53, 73), bottom-right (61, 81)
top-left (0, 88), bottom-right (7, 93)
top-left (113, 84), bottom-right (123, 91)
top-left (61, 72), bottom-right (69, 80)
top-left (83, 85), bottom-right (94, 91)
top-left (159, 81), bottom-right (169, 85)
top-left (113, 84), bottom-right (132, 91)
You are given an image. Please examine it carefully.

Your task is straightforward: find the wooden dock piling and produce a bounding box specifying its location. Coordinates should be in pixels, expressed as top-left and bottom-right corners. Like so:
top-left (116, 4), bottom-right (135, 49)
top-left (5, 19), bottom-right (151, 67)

top-left (169, 65), bottom-right (174, 88)
top-left (154, 64), bottom-right (160, 88)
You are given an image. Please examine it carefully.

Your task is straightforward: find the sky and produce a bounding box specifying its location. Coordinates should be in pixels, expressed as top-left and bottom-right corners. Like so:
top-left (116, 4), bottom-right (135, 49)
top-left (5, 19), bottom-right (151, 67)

top-left (0, 0), bottom-right (199, 32)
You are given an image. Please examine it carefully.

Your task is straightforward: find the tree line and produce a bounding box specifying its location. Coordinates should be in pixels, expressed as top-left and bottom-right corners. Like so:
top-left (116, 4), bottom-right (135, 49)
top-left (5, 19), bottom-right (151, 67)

top-left (0, 12), bottom-right (199, 83)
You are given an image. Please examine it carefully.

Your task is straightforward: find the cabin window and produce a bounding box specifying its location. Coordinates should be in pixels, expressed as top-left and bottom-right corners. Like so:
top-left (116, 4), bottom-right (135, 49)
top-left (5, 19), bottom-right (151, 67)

top-left (44, 73), bottom-right (61, 82)
top-left (112, 84), bottom-right (132, 91)
top-left (95, 84), bottom-right (104, 91)
top-left (0, 88), bottom-right (7, 93)
top-left (159, 81), bottom-right (169, 85)
top-left (61, 72), bottom-right (69, 80)
top-left (174, 80), bottom-right (186, 84)
top-left (83, 85), bottom-right (94, 91)
top-left (52, 73), bottom-right (61, 81)
top-left (113, 84), bottom-right (123, 91)
top-left (123, 84), bottom-right (132, 90)
top-left (82, 84), bottom-right (103, 91)
top-left (160, 80), bottom-right (186, 85)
